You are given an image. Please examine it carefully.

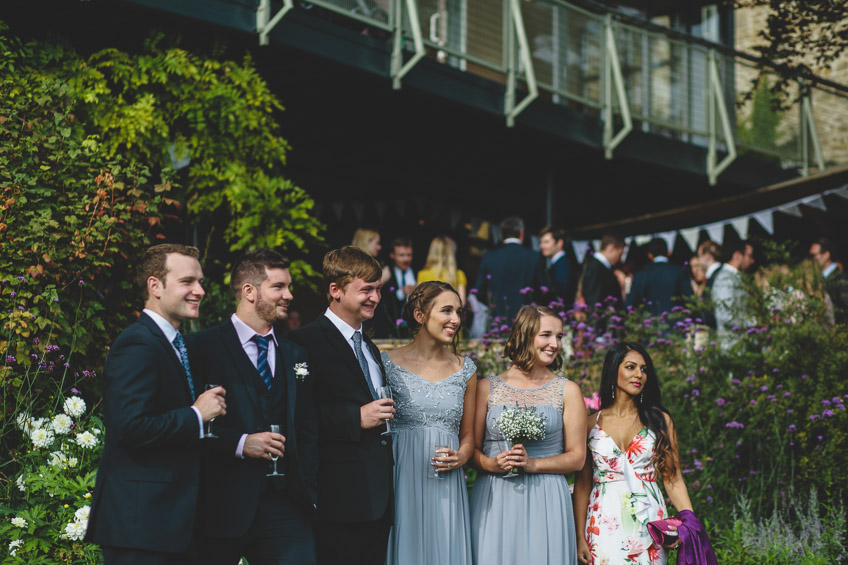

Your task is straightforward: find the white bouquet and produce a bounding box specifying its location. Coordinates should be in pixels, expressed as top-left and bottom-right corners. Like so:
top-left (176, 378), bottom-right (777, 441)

top-left (493, 405), bottom-right (546, 476)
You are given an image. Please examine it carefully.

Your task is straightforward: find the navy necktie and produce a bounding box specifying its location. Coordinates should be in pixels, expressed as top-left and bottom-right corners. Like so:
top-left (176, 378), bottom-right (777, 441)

top-left (172, 332), bottom-right (196, 401)
top-left (352, 331), bottom-right (377, 400)
top-left (252, 334), bottom-right (274, 390)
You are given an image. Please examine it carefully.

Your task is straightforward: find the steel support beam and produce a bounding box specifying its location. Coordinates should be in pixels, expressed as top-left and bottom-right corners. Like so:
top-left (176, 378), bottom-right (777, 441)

top-left (706, 50), bottom-right (736, 185)
top-left (257, 0), bottom-right (294, 46)
top-left (505, 0), bottom-right (538, 127)
top-left (391, 0), bottom-right (426, 90)
top-left (602, 14), bottom-right (632, 159)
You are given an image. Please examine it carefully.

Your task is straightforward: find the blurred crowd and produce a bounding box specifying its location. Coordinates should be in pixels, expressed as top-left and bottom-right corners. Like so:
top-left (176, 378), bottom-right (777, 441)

top-left (350, 218), bottom-right (848, 345)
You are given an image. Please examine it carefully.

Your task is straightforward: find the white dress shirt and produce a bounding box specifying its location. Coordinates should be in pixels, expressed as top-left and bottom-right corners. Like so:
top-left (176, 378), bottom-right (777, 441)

top-left (324, 307), bottom-right (383, 393)
top-left (142, 309), bottom-right (204, 437)
top-left (705, 262), bottom-right (721, 281)
top-left (823, 263), bottom-right (837, 279)
top-left (230, 314), bottom-right (279, 458)
top-left (594, 253), bottom-right (612, 270)
top-left (653, 256), bottom-right (669, 263)
top-left (393, 266), bottom-right (416, 301)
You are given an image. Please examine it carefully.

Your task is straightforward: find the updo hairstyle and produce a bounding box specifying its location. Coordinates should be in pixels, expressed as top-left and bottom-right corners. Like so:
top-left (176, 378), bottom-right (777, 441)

top-left (402, 281), bottom-right (462, 351)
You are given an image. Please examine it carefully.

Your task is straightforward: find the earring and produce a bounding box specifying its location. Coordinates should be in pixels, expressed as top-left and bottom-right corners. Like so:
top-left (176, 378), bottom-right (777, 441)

top-left (640, 391), bottom-right (644, 404)
top-left (611, 384), bottom-right (615, 400)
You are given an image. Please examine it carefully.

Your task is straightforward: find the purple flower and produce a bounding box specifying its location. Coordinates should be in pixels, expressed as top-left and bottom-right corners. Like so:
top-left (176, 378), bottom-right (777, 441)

top-left (731, 379), bottom-right (741, 385)
top-left (53, 298), bottom-right (59, 303)
top-left (783, 392), bottom-right (791, 398)
top-left (706, 497), bottom-right (713, 504)
top-left (395, 319), bottom-right (404, 327)
top-left (694, 459), bottom-right (702, 470)
top-left (760, 385), bottom-right (768, 392)
top-left (725, 421), bottom-right (744, 429)
top-left (692, 389), bottom-right (700, 397)
top-left (10, 291), bottom-right (15, 297)
top-left (788, 425), bottom-right (796, 432)
top-left (716, 398), bottom-right (725, 407)
top-left (750, 400), bottom-right (757, 406)
top-left (801, 374), bottom-right (809, 380)
top-left (6, 355), bottom-right (15, 363)
top-left (821, 399), bottom-right (832, 406)
top-left (822, 409), bottom-right (834, 418)
top-left (787, 409), bottom-right (793, 414)
top-left (686, 376), bottom-right (696, 383)
top-left (71, 387), bottom-right (81, 394)
top-left (78, 280), bottom-right (85, 286)
top-left (810, 414), bottom-right (820, 421)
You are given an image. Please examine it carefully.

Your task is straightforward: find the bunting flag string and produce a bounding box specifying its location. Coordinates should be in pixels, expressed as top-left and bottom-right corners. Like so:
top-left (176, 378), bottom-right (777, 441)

top-left (573, 241), bottom-right (591, 265)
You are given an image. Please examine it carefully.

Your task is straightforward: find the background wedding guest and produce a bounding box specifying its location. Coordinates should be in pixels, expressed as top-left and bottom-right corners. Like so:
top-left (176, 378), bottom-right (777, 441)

top-left (287, 246), bottom-right (394, 565)
top-left (713, 240), bottom-right (755, 349)
top-left (810, 237), bottom-right (848, 324)
top-left (574, 341), bottom-right (695, 565)
top-left (470, 305), bottom-right (586, 565)
top-left (382, 281), bottom-right (477, 565)
top-left (351, 228), bottom-right (382, 261)
top-left (86, 244), bottom-right (227, 565)
top-left (418, 236), bottom-right (467, 304)
top-left (537, 225), bottom-right (578, 307)
top-left (581, 234), bottom-right (626, 310)
top-left (189, 249), bottom-right (318, 565)
top-left (352, 228), bottom-right (392, 337)
top-left (625, 238), bottom-right (693, 316)
top-left (380, 237), bottom-right (416, 338)
top-left (696, 240), bottom-right (723, 328)
top-left (473, 217), bottom-right (539, 321)
top-left (688, 255), bottom-right (707, 297)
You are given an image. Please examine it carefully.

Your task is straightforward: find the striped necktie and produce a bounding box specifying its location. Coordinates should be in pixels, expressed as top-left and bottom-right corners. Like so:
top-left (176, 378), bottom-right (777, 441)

top-left (171, 332), bottom-right (196, 401)
top-left (252, 334), bottom-right (274, 390)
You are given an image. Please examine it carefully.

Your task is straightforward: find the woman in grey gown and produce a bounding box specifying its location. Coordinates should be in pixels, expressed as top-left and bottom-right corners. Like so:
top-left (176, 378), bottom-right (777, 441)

top-left (469, 305), bottom-right (586, 565)
top-left (382, 281), bottom-right (478, 565)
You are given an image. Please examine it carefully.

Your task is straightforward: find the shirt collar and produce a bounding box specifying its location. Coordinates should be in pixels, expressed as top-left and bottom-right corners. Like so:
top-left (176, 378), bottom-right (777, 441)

top-left (550, 250), bottom-right (566, 264)
top-left (324, 307), bottom-right (359, 341)
top-left (823, 263), bottom-right (838, 278)
top-left (143, 308), bottom-right (179, 343)
top-left (594, 253), bottom-right (611, 270)
top-left (723, 263), bottom-right (739, 274)
top-left (653, 256), bottom-right (669, 263)
top-left (705, 262), bottom-right (721, 279)
top-left (230, 313), bottom-right (277, 348)
top-left (503, 238), bottom-right (522, 246)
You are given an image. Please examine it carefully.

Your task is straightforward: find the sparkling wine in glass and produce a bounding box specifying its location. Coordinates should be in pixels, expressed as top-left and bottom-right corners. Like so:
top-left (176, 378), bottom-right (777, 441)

top-left (203, 384), bottom-right (221, 438)
top-left (377, 386), bottom-right (397, 436)
top-left (267, 424), bottom-right (285, 478)
top-left (501, 438), bottom-right (518, 479)
top-left (431, 444), bottom-right (449, 480)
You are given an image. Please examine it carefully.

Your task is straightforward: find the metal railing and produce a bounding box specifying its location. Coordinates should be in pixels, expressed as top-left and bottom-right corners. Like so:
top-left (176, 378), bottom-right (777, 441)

top-left (256, 0), bottom-right (848, 183)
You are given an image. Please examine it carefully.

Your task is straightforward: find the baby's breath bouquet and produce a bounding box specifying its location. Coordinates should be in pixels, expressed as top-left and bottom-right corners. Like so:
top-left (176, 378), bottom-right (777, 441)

top-left (493, 405), bottom-right (547, 476)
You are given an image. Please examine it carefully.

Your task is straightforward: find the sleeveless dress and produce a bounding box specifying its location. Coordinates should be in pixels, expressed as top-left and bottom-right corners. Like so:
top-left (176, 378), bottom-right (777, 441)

top-left (469, 376), bottom-right (577, 565)
top-left (383, 353), bottom-right (477, 565)
top-left (584, 414), bottom-right (668, 565)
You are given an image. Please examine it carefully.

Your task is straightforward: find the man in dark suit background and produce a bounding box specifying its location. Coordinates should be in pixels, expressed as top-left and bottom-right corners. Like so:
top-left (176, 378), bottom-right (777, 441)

top-left (86, 244), bottom-right (227, 565)
top-left (580, 234), bottom-right (625, 309)
top-left (189, 249), bottom-right (318, 565)
top-left (537, 225), bottom-right (578, 307)
top-left (288, 246), bottom-right (395, 565)
top-left (473, 217), bottom-right (539, 321)
top-left (626, 238), bottom-right (693, 316)
top-left (696, 240), bottom-right (723, 329)
top-left (810, 238), bottom-right (848, 324)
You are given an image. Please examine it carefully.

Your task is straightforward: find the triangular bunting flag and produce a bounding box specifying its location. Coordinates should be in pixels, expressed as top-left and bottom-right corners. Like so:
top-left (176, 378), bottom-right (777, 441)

top-left (573, 241), bottom-right (590, 265)
top-left (635, 235), bottom-right (652, 246)
top-left (658, 231), bottom-right (677, 252)
top-left (779, 205), bottom-right (802, 217)
top-left (833, 187), bottom-right (848, 200)
top-left (706, 222), bottom-right (725, 244)
top-left (592, 240), bottom-right (602, 253)
top-left (803, 196), bottom-right (827, 211)
top-left (753, 211), bottom-right (774, 234)
top-left (680, 228), bottom-right (700, 252)
top-left (729, 217), bottom-right (749, 240)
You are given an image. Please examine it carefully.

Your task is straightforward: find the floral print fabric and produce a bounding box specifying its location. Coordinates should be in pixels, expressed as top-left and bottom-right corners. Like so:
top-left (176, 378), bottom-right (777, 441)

top-left (585, 423), bottom-right (668, 565)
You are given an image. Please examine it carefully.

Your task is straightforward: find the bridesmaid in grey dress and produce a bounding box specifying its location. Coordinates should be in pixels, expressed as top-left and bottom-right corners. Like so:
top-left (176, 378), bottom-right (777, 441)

top-left (470, 305), bottom-right (587, 565)
top-left (382, 281), bottom-right (478, 565)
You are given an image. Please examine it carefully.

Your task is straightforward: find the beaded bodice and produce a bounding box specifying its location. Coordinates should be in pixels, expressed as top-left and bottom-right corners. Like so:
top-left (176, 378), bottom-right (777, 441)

top-left (382, 353), bottom-right (476, 435)
top-left (482, 376), bottom-right (567, 460)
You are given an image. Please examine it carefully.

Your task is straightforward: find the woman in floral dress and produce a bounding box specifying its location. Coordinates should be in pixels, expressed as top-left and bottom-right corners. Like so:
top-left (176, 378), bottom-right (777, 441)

top-left (574, 341), bottom-right (694, 565)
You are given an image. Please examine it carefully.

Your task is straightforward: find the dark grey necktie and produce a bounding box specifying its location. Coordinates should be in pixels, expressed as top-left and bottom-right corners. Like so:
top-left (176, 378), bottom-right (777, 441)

top-left (352, 331), bottom-right (377, 399)
top-left (172, 332), bottom-right (196, 401)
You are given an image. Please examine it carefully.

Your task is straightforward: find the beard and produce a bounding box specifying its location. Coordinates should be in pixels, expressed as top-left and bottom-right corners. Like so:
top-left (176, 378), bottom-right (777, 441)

top-left (256, 291), bottom-right (288, 325)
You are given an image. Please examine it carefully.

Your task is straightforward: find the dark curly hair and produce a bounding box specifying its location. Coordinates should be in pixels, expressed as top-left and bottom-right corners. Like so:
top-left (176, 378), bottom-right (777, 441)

top-left (402, 281), bottom-right (462, 351)
top-left (599, 341), bottom-right (678, 481)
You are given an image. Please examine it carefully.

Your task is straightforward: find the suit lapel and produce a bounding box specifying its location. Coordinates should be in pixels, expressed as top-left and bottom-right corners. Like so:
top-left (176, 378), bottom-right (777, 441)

top-left (318, 315), bottom-right (374, 399)
top-left (219, 321), bottom-right (264, 413)
top-left (363, 334), bottom-right (386, 384)
top-left (276, 341), bottom-right (297, 442)
top-left (138, 313), bottom-right (192, 402)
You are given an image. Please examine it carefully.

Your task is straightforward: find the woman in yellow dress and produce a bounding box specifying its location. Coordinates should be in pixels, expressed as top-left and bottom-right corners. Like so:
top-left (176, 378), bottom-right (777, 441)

top-left (417, 236), bottom-right (467, 305)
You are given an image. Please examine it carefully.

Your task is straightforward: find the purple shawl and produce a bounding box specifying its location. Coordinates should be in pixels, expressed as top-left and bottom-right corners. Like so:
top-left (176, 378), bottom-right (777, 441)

top-left (676, 509), bottom-right (718, 565)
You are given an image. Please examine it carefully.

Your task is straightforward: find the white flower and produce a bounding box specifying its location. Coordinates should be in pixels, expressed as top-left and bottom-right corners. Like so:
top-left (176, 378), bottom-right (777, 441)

top-left (30, 427), bottom-right (55, 448)
top-left (68, 457), bottom-right (78, 467)
top-left (294, 362), bottom-right (309, 382)
top-left (8, 539), bottom-right (22, 556)
top-left (48, 451), bottom-right (67, 467)
top-left (11, 516), bottom-right (27, 528)
top-left (16, 412), bottom-right (32, 431)
top-left (62, 520), bottom-right (87, 541)
top-left (51, 414), bottom-right (74, 435)
top-left (63, 397), bottom-right (86, 418)
top-left (92, 428), bottom-right (101, 435)
top-left (74, 506), bottom-right (91, 522)
top-left (16, 474), bottom-right (26, 492)
top-left (76, 431), bottom-right (98, 449)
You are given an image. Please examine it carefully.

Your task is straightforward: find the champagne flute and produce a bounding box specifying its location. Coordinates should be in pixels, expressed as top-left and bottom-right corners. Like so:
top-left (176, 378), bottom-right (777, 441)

top-left (203, 384), bottom-right (221, 438)
top-left (501, 437), bottom-right (518, 479)
top-left (266, 424), bottom-right (285, 477)
top-left (431, 444), bottom-right (449, 480)
top-left (377, 386), bottom-right (397, 436)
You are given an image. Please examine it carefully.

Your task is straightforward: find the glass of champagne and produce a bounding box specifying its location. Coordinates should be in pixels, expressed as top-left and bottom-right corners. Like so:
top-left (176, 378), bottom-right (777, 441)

top-left (501, 438), bottom-right (518, 479)
top-left (203, 384), bottom-right (221, 438)
top-left (377, 386), bottom-right (397, 436)
top-left (266, 424), bottom-right (285, 478)
top-left (431, 444), bottom-right (449, 480)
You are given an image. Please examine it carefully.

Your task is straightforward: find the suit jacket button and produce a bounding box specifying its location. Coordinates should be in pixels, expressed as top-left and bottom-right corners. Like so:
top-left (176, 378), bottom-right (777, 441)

top-left (381, 440), bottom-right (388, 446)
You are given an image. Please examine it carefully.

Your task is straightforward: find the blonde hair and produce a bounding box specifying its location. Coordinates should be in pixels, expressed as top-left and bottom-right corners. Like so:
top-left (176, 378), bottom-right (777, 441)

top-left (503, 306), bottom-right (563, 373)
top-left (351, 229), bottom-right (380, 256)
top-left (323, 246), bottom-right (382, 304)
top-left (423, 236), bottom-right (458, 287)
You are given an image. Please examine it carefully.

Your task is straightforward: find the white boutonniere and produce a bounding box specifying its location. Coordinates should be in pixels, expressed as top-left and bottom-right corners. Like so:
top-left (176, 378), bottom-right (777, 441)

top-left (294, 362), bottom-right (309, 382)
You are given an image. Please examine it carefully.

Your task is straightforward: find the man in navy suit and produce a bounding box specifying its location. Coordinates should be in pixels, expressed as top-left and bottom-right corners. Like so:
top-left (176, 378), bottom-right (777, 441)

top-left (288, 246), bottom-right (394, 565)
top-left (189, 249), bottom-right (319, 565)
top-left (810, 238), bottom-right (848, 324)
top-left (580, 234), bottom-right (625, 310)
top-left (473, 217), bottom-right (539, 320)
top-left (86, 244), bottom-right (227, 565)
top-left (537, 225), bottom-right (578, 307)
top-left (626, 238), bottom-right (693, 316)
